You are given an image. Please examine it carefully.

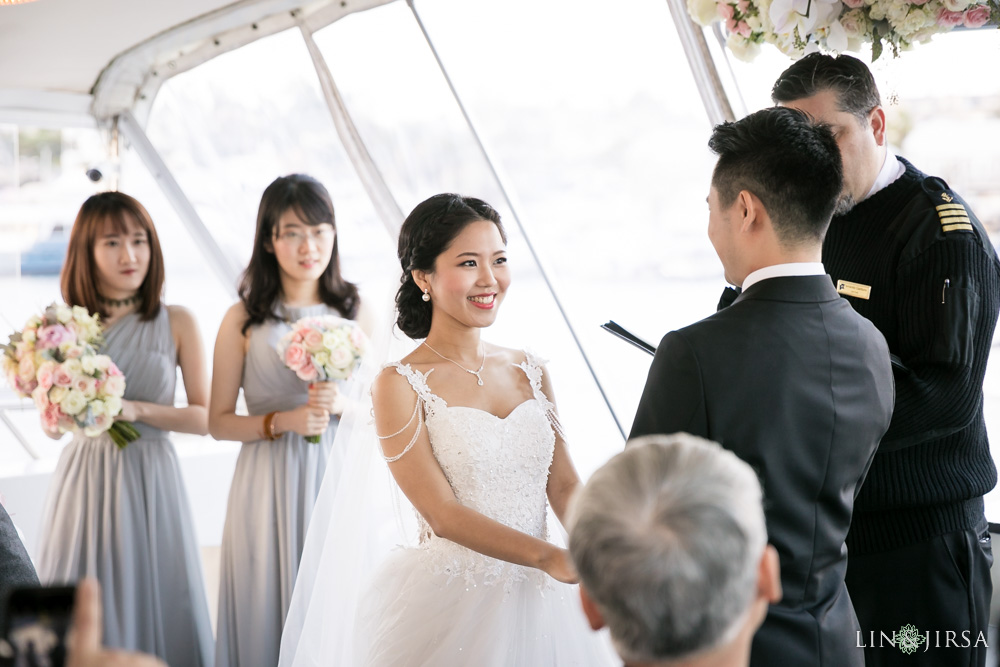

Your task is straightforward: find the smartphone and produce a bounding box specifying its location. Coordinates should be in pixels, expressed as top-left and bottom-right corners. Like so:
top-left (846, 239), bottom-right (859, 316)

top-left (0, 585), bottom-right (75, 667)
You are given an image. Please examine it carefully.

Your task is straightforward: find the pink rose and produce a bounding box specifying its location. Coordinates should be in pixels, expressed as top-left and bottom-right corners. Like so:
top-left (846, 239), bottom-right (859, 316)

top-left (284, 343), bottom-right (308, 370)
top-left (64, 345), bottom-right (84, 359)
top-left (842, 0), bottom-right (866, 8)
top-left (737, 0), bottom-right (750, 12)
top-left (36, 362), bottom-right (56, 391)
top-left (296, 362), bottom-right (319, 382)
top-left (106, 362), bottom-right (123, 377)
top-left (736, 19), bottom-right (753, 36)
top-left (18, 355), bottom-right (35, 380)
top-left (963, 5), bottom-right (989, 26)
top-left (41, 404), bottom-right (61, 432)
top-left (302, 329), bottom-right (323, 350)
top-left (32, 386), bottom-right (49, 410)
top-left (936, 7), bottom-right (964, 25)
top-left (52, 365), bottom-right (74, 388)
top-left (718, 2), bottom-right (735, 19)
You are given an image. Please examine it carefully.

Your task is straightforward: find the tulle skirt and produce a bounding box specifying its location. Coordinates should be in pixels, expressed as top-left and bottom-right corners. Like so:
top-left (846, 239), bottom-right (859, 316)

top-left (356, 547), bottom-right (618, 666)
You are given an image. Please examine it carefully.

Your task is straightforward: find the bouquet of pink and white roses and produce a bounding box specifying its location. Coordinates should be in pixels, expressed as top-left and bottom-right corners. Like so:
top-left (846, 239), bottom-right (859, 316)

top-left (2, 303), bottom-right (140, 449)
top-left (276, 315), bottom-right (368, 443)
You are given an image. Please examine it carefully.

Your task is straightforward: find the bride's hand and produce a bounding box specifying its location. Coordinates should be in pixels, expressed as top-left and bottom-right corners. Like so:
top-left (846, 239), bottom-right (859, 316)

top-left (539, 547), bottom-right (579, 584)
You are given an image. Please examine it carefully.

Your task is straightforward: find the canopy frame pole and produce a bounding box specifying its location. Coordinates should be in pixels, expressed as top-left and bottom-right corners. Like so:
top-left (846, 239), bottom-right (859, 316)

top-left (117, 111), bottom-right (242, 294)
top-left (297, 24), bottom-right (405, 238)
top-left (406, 0), bottom-right (626, 441)
top-left (662, 0), bottom-right (736, 126)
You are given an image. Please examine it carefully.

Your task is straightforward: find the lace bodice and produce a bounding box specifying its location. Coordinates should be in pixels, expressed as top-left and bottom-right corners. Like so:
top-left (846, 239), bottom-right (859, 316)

top-left (385, 352), bottom-right (558, 592)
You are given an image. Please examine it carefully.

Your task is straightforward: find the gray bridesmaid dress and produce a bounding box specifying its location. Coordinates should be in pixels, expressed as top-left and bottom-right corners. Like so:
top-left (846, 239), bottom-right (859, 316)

top-left (36, 306), bottom-right (214, 666)
top-left (214, 304), bottom-right (344, 667)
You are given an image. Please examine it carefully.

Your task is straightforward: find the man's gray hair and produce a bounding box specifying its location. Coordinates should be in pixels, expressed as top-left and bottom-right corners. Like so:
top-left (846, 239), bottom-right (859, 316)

top-left (568, 433), bottom-right (767, 664)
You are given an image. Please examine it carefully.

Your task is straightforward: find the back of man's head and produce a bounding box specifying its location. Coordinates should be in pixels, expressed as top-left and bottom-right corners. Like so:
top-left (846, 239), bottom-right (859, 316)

top-left (771, 52), bottom-right (881, 120)
top-left (708, 106), bottom-right (843, 246)
top-left (568, 433), bottom-right (770, 665)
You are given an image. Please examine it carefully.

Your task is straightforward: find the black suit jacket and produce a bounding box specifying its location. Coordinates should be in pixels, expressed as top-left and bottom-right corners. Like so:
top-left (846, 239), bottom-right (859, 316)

top-left (631, 275), bottom-right (894, 667)
top-left (1, 503), bottom-right (40, 630)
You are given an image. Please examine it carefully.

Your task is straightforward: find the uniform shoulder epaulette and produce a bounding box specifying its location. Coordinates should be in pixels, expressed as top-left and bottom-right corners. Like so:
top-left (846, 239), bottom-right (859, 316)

top-left (921, 176), bottom-right (973, 234)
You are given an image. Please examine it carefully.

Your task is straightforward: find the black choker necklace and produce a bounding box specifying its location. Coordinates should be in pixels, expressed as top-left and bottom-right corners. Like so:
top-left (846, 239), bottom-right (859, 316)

top-left (98, 294), bottom-right (141, 308)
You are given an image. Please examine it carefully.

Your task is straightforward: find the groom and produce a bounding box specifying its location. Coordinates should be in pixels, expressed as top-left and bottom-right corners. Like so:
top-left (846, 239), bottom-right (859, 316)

top-left (630, 107), bottom-right (894, 667)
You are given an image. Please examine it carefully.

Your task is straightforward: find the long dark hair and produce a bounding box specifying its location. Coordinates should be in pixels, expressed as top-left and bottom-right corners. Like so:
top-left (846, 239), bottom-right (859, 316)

top-left (395, 193), bottom-right (506, 339)
top-left (61, 191), bottom-right (165, 322)
top-left (239, 174), bottom-right (359, 334)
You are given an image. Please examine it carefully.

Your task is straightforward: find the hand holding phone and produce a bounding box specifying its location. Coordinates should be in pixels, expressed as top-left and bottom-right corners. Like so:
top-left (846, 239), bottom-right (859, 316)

top-left (1, 580), bottom-right (164, 667)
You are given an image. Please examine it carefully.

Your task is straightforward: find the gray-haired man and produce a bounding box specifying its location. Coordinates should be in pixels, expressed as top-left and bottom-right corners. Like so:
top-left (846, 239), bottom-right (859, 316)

top-left (568, 433), bottom-right (782, 667)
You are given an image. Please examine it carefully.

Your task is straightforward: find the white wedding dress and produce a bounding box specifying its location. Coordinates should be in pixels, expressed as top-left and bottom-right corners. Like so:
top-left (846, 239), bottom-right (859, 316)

top-left (278, 350), bottom-right (617, 666)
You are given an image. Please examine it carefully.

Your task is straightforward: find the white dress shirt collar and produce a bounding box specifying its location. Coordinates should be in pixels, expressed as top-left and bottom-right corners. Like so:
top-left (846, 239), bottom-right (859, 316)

top-left (741, 262), bottom-right (826, 291)
top-left (863, 151), bottom-right (905, 201)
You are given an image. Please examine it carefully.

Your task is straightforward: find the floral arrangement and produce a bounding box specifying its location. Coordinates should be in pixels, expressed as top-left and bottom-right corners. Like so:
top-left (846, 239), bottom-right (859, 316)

top-left (2, 303), bottom-right (140, 449)
top-left (688, 0), bottom-right (999, 61)
top-left (276, 315), bottom-right (368, 443)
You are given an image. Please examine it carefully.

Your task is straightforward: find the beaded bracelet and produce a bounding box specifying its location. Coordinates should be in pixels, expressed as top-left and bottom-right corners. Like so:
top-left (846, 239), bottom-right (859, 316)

top-left (263, 411), bottom-right (279, 441)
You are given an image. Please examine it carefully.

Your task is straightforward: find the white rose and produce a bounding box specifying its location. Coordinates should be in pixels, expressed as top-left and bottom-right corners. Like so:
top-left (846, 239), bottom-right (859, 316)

top-left (941, 0), bottom-right (970, 10)
top-left (49, 386), bottom-right (68, 404)
top-left (90, 399), bottom-right (107, 417)
top-left (104, 395), bottom-right (123, 417)
top-left (726, 33), bottom-right (762, 61)
top-left (60, 389), bottom-right (88, 416)
top-left (103, 374), bottom-right (125, 397)
top-left (688, 0), bottom-right (721, 25)
top-left (22, 329), bottom-right (36, 344)
top-left (63, 358), bottom-right (83, 376)
top-left (81, 355), bottom-right (99, 375)
top-left (56, 305), bottom-right (72, 324)
top-left (887, 1), bottom-right (911, 23)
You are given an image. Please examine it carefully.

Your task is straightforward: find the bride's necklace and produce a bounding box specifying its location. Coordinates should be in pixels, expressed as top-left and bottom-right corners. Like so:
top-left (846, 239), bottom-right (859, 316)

top-left (422, 340), bottom-right (486, 387)
top-left (98, 293), bottom-right (140, 308)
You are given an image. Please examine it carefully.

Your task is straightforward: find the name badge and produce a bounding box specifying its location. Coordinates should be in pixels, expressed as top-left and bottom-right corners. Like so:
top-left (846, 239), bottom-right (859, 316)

top-left (836, 279), bottom-right (871, 300)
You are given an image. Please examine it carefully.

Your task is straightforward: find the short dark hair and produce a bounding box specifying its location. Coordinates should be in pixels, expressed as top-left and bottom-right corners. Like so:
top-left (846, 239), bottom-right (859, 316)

top-left (771, 52), bottom-right (881, 120)
top-left (708, 107), bottom-right (843, 245)
top-left (62, 191), bottom-right (164, 321)
top-left (239, 174), bottom-right (359, 334)
top-left (395, 194), bottom-right (506, 339)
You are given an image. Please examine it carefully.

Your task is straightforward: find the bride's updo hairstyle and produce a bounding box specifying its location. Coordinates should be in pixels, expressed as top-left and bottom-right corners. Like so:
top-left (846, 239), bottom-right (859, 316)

top-left (396, 193), bottom-right (506, 339)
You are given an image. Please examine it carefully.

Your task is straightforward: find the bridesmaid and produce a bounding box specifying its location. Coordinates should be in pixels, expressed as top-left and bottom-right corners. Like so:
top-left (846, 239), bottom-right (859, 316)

top-left (37, 191), bottom-right (214, 666)
top-left (210, 174), bottom-right (365, 667)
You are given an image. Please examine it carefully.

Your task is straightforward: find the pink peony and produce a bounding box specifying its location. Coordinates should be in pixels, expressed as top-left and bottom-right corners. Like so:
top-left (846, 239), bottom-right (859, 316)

top-left (936, 7), bottom-right (965, 25)
top-left (963, 4), bottom-right (990, 26)
top-left (302, 329), bottom-right (323, 350)
top-left (284, 343), bottom-right (308, 370)
top-left (297, 362), bottom-right (319, 382)
top-left (37, 324), bottom-right (74, 349)
top-left (52, 365), bottom-right (74, 388)
top-left (718, 2), bottom-right (735, 19)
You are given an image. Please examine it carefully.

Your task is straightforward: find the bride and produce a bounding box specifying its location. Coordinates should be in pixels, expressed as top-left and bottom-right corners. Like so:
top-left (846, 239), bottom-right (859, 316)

top-left (279, 193), bottom-right (616, 665)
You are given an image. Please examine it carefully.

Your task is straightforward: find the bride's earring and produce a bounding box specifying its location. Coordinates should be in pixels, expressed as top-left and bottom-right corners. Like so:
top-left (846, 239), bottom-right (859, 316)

top-left (421, 289), bottom-right (431, 302)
